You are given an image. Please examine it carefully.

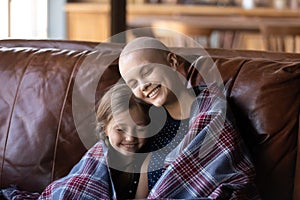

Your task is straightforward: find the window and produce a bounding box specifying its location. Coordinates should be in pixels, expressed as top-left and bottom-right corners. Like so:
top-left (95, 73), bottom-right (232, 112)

top-left (0, 0), bottom-right (48, 39)
top-left (0, 0), bottom-right (9, 38)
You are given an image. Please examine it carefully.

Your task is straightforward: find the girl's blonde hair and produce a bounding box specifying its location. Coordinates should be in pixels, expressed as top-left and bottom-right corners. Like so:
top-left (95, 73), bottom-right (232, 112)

top-left (96, 81), bottom-right (150, 141)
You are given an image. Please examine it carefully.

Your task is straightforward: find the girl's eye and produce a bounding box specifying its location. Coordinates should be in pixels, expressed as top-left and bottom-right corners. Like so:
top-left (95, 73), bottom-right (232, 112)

top-left (136, 127), bottom-right (148, 136)
top-left (137, 127), bottom-right (146, 132)
top-left (116, 127), bottom-right (125, 133)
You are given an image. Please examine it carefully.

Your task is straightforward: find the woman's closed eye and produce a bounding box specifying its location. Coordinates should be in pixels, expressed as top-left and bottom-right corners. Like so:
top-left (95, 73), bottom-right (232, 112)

top-left (141, 66), bottom-right (153, 78)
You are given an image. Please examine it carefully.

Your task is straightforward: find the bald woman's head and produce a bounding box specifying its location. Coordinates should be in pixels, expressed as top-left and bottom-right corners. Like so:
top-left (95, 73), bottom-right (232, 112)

top-left (119, 37), bottom-right (169, 59)
top-left (119, 37), bottom-right (173, 77)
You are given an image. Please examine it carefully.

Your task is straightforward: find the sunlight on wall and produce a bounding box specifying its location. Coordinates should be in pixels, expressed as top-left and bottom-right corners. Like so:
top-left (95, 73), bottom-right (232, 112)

top-left (3, 0), bottom-right (48, 39)
top-left (0, 0), bottom-right (9, 38)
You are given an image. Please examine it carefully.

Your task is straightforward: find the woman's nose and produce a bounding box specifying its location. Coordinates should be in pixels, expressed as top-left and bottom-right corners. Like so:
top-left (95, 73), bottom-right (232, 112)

top-left (141, 82), bottom-right (151, 91)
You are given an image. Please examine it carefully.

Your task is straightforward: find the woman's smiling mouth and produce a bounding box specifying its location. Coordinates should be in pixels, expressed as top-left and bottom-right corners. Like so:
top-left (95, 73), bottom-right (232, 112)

top-left (147, 85), bottom-right (161, 98)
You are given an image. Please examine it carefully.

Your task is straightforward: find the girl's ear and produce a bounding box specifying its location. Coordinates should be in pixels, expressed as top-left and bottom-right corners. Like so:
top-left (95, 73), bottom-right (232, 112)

top-left (101, 127), bottom-right (110, 146)
top-left (167, 52), bottom-right (178, 70)
top-left (103, 127), bottom-right (108, 136)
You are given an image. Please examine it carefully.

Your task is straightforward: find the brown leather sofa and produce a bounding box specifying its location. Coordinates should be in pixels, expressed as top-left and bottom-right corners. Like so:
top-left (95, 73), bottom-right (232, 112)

top-left (0, 39), bottom-right (299, 200)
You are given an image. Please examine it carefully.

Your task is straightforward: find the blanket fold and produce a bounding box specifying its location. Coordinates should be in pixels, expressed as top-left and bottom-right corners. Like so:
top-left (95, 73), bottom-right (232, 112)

top-left (2, 85), bottom-right (260, 200)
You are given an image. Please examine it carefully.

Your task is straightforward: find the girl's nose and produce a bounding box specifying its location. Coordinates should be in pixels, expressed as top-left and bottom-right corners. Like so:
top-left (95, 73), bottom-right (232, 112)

top-left (124, 134), bottom-right (135, 142)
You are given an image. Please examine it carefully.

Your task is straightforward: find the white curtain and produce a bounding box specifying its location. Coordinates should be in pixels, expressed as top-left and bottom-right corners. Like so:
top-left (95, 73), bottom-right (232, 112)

top-left (0, 0), bottom-right (9, 38)
top-left (2, 0), bottom-right (48, 39)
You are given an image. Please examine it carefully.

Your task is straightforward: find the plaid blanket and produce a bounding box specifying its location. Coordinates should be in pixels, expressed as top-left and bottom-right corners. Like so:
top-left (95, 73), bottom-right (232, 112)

top-left (147, 85), bottom-right (260, 199)
top-left (2, 84), bottom-right (260, 200)
top-left (38, 141), bottom-right (115, 200)
top-left (0, 141), bottom-right (115, 200)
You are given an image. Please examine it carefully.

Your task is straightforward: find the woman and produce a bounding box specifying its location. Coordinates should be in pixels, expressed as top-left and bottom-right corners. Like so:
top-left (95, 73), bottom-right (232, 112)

top-left (118, 37), bottom-right (260, 199)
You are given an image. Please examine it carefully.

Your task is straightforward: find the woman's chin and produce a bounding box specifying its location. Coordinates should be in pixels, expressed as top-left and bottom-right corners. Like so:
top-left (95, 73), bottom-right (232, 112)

top-left (147, 96), bottom-right (166, 107)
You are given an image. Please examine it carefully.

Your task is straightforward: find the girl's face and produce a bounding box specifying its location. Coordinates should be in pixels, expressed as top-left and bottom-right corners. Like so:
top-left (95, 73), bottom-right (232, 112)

top-left (119, 51), bottom-right (179, 107)
top-left (105, 106), bottom-right (148, 156)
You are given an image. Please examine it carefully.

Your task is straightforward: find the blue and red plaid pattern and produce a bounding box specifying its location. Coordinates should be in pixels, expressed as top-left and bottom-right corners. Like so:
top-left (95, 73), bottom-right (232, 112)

top-left (39, 141), bottom-right (116, 200)
top-left (2, 84), bottom-right (260, 199)
top-left (146, 85), bottom-right (260, 199)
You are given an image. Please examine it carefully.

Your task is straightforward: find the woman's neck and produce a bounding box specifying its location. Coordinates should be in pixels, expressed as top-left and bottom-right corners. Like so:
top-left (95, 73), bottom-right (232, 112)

top-left (164, 88), bottom-right (195, 120)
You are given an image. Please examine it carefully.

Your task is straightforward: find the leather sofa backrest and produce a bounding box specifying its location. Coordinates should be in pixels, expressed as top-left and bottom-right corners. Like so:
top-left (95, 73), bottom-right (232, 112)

top-left (0, 40), bottom-right (299, 200)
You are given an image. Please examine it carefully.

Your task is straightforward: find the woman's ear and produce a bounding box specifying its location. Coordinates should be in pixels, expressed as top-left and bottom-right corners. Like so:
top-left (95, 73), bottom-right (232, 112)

top-left (167, 52), bottom-right (179, 70)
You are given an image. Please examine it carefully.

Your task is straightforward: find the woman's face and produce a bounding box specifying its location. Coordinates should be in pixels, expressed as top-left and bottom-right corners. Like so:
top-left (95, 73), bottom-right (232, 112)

top-left (119, 50), bottom-right (179, 107)
top-left (105, 106), bottom-right (148, 156)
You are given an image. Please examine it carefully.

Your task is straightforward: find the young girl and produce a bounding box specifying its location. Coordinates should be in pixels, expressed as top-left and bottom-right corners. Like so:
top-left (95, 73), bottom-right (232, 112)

top-left (37, 82), bottom-right (151, 199)
top-left (95, 82), bottom-right (150, 199)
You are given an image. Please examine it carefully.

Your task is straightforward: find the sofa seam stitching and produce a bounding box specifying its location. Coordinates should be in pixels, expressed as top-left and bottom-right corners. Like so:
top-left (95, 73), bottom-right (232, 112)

top-left (0, 49), bottom-right (38, 186)
top-left (50, 51), bottom-right (89, 181)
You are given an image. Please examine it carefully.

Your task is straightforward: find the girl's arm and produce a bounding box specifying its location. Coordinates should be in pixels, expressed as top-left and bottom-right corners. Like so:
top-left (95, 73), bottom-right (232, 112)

top-left (135, 153), bottom-right (151, 199)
